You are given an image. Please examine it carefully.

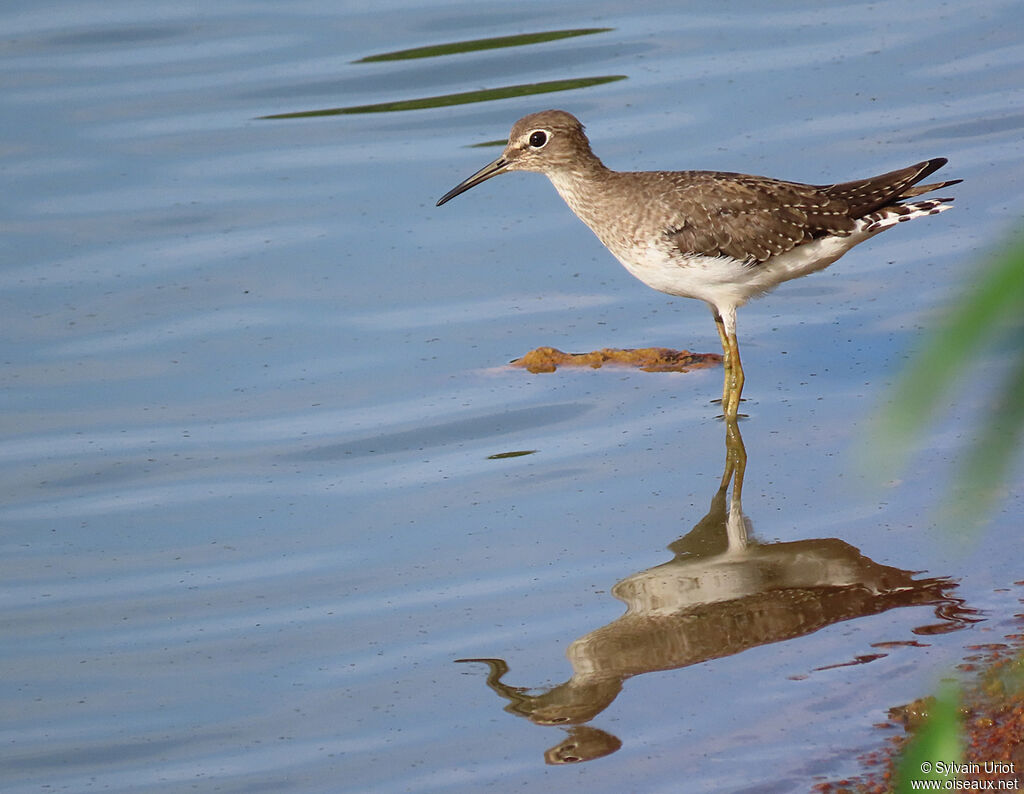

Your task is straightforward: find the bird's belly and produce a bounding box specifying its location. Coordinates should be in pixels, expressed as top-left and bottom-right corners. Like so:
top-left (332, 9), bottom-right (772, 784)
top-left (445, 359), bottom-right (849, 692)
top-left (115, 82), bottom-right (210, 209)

top-left (609, 232), bottom-right (868, 309)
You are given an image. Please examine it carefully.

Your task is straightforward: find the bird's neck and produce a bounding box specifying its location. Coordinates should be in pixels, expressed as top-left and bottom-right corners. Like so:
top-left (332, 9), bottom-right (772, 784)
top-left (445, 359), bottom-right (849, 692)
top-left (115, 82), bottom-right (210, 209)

top-left (545, 154), bottom-right (614, 226)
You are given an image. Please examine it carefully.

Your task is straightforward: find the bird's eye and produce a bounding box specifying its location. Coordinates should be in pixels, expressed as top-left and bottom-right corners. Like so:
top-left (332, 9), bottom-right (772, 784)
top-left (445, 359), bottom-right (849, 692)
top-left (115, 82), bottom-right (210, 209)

top-left (528, 130), bottom-right (548, 148)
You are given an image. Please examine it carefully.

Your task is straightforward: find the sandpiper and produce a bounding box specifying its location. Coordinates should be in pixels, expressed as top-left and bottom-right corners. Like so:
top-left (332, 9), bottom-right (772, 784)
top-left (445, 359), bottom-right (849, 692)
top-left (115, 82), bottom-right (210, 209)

top-left (436, 110), bottom-right (960, 418)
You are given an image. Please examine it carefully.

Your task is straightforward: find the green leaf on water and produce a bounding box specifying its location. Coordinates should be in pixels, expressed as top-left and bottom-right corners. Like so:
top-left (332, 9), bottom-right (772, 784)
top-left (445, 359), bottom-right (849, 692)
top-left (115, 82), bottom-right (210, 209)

top-left (258, 75), bottom-right (627, 119)
top-left (353, 28), bottom-right (614, 62)
top-left (486, 450), bottom-right (536, 460)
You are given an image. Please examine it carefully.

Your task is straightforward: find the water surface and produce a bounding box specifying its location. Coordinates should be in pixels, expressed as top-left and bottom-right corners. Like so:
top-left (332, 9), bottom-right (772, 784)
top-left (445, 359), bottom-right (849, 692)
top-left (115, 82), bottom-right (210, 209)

top-left (3, 1), bottom-right (1024, 791)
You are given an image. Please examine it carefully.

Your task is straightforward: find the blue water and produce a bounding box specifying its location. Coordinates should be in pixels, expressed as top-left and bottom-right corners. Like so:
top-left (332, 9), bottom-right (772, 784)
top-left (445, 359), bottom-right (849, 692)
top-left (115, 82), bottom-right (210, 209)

top-left (3, 1), bottom-right (1023, 791)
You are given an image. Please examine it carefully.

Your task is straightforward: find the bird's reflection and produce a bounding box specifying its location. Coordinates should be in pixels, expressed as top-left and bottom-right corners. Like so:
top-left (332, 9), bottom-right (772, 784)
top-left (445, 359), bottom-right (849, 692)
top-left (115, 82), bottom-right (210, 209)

top-left (457, 419), bottom-right (975, 763)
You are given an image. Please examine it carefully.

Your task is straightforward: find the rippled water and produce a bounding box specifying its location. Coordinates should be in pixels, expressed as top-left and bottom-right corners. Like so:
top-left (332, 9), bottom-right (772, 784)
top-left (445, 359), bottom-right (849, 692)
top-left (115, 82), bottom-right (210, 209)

top-left (3, 1), bottom-right (1024, 792)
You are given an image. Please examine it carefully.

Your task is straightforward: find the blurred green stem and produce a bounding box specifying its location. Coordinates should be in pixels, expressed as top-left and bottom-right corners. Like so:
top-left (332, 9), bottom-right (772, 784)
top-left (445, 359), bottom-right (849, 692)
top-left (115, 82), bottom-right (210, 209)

top-left (875, 231), bottom-right (1024, 527)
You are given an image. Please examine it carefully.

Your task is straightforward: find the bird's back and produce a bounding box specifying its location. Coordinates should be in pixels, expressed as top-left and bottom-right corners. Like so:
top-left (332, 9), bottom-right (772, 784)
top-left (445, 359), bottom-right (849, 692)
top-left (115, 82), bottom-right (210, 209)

top-left (548, 160), bottom-right (960, 307)
top-left (609, 159), bottom-right (959, 265)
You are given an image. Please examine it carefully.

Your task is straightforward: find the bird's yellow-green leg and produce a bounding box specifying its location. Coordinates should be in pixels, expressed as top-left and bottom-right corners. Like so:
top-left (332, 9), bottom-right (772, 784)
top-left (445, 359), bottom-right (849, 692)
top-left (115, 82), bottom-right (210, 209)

top-left (711, 308), bottom-right (732, 408)
top-left (711, 305), bottom-right (744, 419)
top-left (724, 329), bottom-right (745, 420)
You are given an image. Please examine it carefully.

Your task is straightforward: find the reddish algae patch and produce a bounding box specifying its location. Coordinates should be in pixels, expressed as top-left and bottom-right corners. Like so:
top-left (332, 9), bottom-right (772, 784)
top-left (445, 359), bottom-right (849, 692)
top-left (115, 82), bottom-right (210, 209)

top-left (511, 345), bottom-right (721, 373)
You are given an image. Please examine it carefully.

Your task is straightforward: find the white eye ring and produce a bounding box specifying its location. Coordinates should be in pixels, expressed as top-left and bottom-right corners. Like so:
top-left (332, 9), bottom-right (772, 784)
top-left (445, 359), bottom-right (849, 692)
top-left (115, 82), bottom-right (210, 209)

top-left (528, 130), bottom-right (549, 148)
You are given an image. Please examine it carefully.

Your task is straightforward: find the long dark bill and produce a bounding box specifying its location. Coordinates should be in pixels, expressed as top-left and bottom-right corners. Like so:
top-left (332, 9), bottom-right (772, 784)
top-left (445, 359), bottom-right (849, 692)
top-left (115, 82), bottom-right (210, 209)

top-left (436, 155), bottom-right (510, 206)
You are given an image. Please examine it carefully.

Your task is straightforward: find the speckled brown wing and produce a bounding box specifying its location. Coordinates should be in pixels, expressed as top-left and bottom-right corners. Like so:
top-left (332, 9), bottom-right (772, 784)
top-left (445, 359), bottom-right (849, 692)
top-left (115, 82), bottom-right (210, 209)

top-left (662, 159), bottom-right (958, 264)
top-left (662, 172), bottom-right (856, 263)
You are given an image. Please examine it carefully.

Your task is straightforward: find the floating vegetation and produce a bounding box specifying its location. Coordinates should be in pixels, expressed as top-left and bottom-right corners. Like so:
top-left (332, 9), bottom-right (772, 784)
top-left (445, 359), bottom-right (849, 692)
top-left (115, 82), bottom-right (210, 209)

top-left (486, 450), bottom-right (537, 460)
top-left (258, 76), bottom-right (627, 119)
top-left (354, 28), bottom-right (613, 63)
